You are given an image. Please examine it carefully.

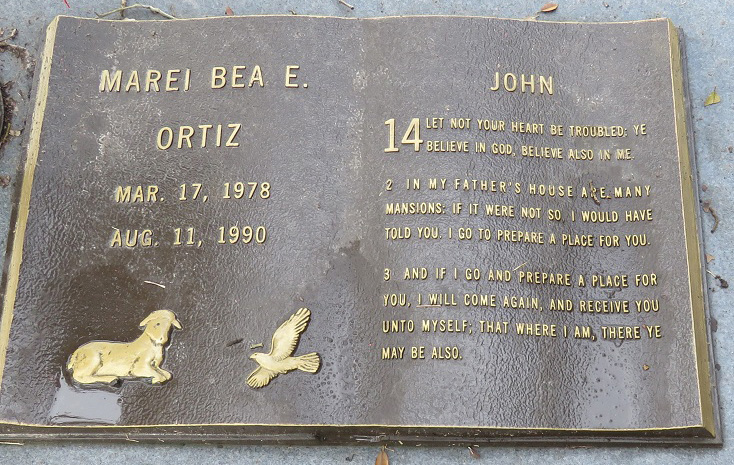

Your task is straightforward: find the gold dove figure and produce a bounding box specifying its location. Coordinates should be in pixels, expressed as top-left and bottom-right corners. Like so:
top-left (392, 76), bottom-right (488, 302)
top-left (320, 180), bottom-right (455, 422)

top-left (247, 307), bottom-right (321, 388)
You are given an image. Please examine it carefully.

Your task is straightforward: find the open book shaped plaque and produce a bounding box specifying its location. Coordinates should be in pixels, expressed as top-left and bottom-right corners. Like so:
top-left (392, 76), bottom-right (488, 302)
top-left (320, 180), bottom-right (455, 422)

top-left (0, 15), bottom-right (720, 445)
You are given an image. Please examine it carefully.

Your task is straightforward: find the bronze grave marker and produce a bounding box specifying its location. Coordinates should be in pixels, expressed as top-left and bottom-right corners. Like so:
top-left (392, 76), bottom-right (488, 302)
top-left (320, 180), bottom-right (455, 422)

top-left (0, 15), bottom-right (719, 444)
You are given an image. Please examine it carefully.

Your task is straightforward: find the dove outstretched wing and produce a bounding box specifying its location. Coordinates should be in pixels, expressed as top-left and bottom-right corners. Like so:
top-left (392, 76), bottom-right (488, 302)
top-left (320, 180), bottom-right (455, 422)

top-left (268, 307), bottom-right (311, 361)
top-left (247, 367), bottom-right (276, 388)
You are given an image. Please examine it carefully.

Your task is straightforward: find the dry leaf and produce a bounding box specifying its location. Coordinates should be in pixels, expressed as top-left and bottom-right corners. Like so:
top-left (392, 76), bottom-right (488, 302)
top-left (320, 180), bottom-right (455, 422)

top-left (702, 184), bottom-right (708, 192)
top-left (704, 88), bottom-right (721, 106)
top-left (706, 253), bottom-right (715, 263)
top-left (540, 3), bottom-right (559, 12)
top-left (225, 6), bottom-right (234, 16)
top-left (469, 446), bottom-right (481, 459)
top-left (375, 447), bottom-right (389, 465)
top-left (642, 364), bottom-right (650, 371)
top-left (701, 200), bottom-right (720, 233)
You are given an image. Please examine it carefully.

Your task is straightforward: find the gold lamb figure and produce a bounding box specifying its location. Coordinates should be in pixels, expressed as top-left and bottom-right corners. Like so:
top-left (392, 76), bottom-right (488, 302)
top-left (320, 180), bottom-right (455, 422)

top-left (67, 310), bottom-right (182, 385)
top-left (247, 307), bottom-right (321, 388)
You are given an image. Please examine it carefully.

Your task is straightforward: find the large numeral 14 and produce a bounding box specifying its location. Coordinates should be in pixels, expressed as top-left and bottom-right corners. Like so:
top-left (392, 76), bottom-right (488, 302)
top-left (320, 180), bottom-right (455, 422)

top-left (384, 118), bottom-right (423, 152)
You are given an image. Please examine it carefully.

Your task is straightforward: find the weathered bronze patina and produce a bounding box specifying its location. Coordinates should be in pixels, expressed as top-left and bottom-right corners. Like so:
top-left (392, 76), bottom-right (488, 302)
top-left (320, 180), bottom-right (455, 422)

top-left (0, 15), bottom-right (719, 444)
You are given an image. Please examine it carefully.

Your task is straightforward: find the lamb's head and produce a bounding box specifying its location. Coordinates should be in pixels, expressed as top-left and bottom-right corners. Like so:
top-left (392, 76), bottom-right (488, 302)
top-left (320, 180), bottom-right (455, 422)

top-left (139, 310), bottom-right (182, 344)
